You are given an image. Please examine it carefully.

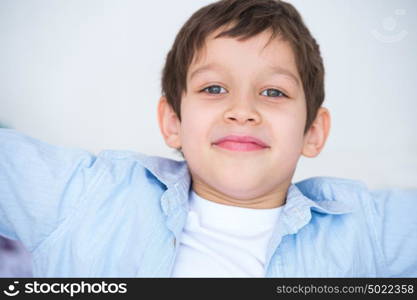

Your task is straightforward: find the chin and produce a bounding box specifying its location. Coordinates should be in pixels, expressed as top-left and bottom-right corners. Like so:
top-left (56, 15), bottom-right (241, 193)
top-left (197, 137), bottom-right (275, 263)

top-left (216, 175), bottom-right (264, 196)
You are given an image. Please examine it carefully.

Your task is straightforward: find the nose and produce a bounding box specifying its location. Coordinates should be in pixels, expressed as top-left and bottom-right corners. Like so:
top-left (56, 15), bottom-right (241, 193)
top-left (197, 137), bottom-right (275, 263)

top-left (224, 98), bottom-right (261, 125)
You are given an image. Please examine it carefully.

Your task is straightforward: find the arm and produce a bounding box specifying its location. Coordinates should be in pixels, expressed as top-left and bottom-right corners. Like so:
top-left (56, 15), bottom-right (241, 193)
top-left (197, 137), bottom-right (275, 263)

top-left (0, 128), bottom-right (104, 253)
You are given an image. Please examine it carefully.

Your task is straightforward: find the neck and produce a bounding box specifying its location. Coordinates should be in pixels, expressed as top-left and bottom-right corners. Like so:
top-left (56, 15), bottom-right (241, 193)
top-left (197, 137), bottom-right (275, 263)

top-left (191, 177), bottom-right (291, 209)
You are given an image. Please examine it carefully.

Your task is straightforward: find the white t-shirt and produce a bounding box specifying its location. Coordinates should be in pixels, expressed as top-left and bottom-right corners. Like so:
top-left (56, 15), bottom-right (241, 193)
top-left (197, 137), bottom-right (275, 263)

top-left (171, 189), bottom-right (283, 277)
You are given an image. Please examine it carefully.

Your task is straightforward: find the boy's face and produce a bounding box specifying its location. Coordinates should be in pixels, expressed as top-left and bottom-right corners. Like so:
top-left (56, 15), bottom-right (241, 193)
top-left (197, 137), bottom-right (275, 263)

top-left (158, 28), bottom-right (330, 209)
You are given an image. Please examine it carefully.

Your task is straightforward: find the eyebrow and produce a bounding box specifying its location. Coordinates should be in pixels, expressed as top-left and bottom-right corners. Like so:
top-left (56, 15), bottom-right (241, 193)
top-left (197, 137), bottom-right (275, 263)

top-left (189, 63), bottom-right (300, 87)
top-left (266, 65), bottom-right (300, 87)
top-left (189, 63), bottom-right (223, 81)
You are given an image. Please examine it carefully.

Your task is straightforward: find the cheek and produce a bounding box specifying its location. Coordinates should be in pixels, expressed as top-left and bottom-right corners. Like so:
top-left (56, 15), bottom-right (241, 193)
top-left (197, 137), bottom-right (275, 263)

top-left (268, 108), bottom-right (306, 150)
top-left (180, 101), bottom-right (215, 148)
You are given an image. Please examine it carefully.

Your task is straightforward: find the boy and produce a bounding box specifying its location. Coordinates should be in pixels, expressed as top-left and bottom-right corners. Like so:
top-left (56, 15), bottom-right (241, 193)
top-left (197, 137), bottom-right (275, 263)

top-left (0, 0), bottom-right (416, 277)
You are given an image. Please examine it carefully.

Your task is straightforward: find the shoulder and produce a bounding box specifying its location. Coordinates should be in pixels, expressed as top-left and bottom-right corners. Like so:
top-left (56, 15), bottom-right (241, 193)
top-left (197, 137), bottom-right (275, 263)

top-left (295, 176), bottom-right (368, 195)
top-left (291, 177), bottom-right (389, 276)
top-left (295, 176), bottom-right (383, 248)
top-left (295, 176), bottom-right (374, 212)
top-left (295, 176), bottom-right (370, 201)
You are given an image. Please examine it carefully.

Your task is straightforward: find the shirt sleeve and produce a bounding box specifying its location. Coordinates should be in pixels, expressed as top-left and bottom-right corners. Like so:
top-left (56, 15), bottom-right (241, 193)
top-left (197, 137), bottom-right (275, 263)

top-left (0, 128), bottom-right (105, 253)
top-left (369, 187), bottom-right (417, 277)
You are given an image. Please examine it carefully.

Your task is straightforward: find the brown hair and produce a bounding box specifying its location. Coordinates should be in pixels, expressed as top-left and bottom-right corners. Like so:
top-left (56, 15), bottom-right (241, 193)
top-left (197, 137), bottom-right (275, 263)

top-left (161, 0), bottom-right (325, 157)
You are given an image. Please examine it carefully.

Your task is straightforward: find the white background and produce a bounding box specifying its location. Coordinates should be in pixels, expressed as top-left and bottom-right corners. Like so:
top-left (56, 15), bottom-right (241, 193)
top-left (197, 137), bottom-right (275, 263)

top-left (0, 0), bottom-right (416, 189)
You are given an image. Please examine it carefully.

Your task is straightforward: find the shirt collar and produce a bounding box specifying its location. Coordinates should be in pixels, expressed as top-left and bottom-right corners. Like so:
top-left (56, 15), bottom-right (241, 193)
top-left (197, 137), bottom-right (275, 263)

top-left (134, 154), bottom-right (353, 218)
top-left (279, 182), bottom-right (353, 235)
top-left (132, 153), bottom-right (191, 217)
top-left (263, 179), bottom-right (354, 270)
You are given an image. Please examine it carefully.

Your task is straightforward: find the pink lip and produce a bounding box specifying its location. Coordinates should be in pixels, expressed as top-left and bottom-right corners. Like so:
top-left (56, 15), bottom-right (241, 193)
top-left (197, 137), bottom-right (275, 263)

top-left (212, 135), bottom-right (269, 152)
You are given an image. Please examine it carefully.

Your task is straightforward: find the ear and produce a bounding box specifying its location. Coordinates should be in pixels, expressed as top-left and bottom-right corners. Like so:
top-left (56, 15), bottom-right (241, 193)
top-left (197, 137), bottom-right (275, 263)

top-left (157, 96), bottom-right (182, 149)
top-left (301, 107), bottom-right (331, 158)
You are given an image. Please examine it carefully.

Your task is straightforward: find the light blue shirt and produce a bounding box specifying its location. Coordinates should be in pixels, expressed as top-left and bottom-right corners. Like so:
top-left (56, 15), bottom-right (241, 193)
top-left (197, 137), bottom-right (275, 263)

top-left (1, 128), bottom-right (416, 277)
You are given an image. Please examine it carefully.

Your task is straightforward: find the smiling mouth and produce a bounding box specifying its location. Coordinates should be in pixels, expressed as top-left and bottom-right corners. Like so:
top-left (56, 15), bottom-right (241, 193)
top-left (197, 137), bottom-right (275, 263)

top-left (212, 141), bottom-right (269, 152)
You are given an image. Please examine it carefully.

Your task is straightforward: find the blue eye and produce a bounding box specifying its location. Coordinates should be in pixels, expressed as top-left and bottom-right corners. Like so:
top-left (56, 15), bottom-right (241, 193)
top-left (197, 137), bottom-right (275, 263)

top-left (261, 88), bottom-right (288, 98)
top-left (201, 85), bottom-right (227, 94)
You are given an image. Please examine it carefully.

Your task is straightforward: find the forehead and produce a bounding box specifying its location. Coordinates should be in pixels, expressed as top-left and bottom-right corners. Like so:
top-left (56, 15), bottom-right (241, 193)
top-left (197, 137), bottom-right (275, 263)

top-left (188, 29), bottom-right (300, 86)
